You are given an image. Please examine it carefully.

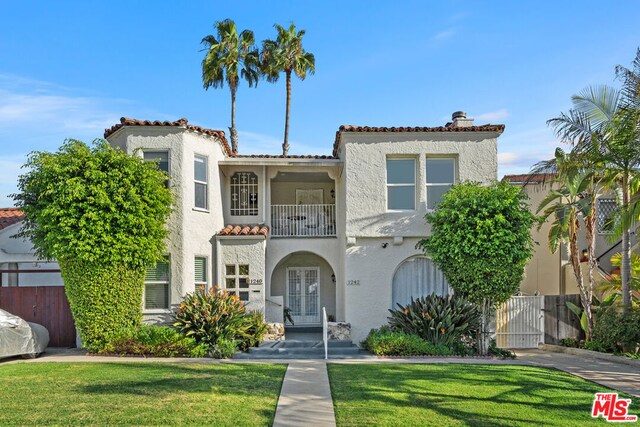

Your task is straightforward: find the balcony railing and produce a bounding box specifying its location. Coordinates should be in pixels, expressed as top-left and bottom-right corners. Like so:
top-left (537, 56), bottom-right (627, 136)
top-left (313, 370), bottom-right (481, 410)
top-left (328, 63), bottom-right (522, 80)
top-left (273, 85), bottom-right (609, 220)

top-left (271, 204), bottom-right (336, 237)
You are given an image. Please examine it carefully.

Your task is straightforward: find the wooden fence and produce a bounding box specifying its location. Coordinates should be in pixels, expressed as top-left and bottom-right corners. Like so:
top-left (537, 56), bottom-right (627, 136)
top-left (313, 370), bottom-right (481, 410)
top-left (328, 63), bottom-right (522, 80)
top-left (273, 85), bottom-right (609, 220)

top-left (0, 286), bottom-right (76, 347)
top-left (543, 294), bottom-right (584, 345)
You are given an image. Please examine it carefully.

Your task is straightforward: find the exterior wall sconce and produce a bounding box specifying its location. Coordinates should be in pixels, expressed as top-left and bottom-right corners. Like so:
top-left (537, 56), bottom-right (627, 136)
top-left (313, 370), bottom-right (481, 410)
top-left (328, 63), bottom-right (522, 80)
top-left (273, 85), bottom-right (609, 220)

top-left (330, 189), bottom-right (335, 199)
top-left (381, 242), bottom-right (388, 248)
top-left (331, 274), bottom-right (336, 283)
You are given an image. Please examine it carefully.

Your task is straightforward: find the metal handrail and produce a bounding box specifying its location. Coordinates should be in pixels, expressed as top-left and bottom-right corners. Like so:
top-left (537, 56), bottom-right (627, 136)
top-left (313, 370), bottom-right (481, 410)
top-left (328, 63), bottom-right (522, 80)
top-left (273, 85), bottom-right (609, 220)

top-left (322, 307), bottom-right (328, 360)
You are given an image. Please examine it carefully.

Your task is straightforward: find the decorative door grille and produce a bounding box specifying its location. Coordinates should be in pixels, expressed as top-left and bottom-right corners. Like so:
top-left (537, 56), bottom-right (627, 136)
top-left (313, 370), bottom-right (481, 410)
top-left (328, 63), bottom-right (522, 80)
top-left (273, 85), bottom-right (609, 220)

top-left (231, 172), bottom-right (258, 216)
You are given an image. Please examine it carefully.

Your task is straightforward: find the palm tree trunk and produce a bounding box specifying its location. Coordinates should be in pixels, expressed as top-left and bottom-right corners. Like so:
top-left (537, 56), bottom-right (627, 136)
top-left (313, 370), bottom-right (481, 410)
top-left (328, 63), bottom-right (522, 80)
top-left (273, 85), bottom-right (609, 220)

top-left (621, 173), bottom-right (632, 311)
top-left (282, 70), bottom-right (292, 156)
top-left (229, 85), bottom-right (238, 154)
top-left (585, 210), bottom-right (596, 340)
top-left (569, 219), bottom-right (590, 339)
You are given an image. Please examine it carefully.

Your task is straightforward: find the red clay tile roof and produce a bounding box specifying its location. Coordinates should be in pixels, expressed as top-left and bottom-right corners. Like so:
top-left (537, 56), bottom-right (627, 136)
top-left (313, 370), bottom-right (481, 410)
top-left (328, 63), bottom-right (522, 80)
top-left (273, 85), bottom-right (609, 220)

top-left (0, 208), bottom-right (24, 230)
top-left (218, 224), bottom-right (269, 237)
top-left (332, 124), bottom-right (506, 157)
top-left (502, 173), bottom-right (557, 184)
top-left (234, 154), bottom-right (335, 160)
top-left (104, 118), bottom-right (232, 155)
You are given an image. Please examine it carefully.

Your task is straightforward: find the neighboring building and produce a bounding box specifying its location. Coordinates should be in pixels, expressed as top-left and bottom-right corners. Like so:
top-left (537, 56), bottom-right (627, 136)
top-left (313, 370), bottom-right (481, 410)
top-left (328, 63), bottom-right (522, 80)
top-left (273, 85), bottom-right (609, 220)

top-left (0, 208), bottom-right (63, 287)
top-left (105, 112), bottom-right (503, 342)
top-left (503, 174), bottom-right (631, 296)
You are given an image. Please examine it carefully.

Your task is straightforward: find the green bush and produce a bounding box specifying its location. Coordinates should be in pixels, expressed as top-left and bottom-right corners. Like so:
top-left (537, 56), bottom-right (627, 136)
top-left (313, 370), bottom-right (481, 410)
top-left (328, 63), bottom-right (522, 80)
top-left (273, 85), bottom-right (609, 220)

top-left (560, 337), bottom-right (579, 348)
top-left (239, 311), bottom-right (269, 351)
top-left (101, 325), bottom-right (208, 357)
top-left (361, 328), bottom-right (453, 356)
top-left (173, 288), bottom-right (251, 348)
top-left (210, 339), bottom-right (239, 359)
top-left (591, 308), bottom-right (640, 353)
top-left (61, 260), bottom-right (145, 352)
top-left (388, 294), bottom-right (481, 348)
top-left (488, 338), bottom-right (516, 359)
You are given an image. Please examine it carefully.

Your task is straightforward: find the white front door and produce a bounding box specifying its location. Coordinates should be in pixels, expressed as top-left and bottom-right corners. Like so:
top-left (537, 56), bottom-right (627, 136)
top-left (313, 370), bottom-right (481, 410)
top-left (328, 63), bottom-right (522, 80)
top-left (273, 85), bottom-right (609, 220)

top-left (287, 267), bottom-right (320, 325)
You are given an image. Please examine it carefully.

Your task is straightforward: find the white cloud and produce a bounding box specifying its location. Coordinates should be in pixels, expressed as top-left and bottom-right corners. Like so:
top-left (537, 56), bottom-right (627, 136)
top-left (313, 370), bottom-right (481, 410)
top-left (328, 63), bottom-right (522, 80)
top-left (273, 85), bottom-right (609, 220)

top-left (432, 29), bottom-right (456, 41)
top-left (476, 109), bottom-right (509, 121)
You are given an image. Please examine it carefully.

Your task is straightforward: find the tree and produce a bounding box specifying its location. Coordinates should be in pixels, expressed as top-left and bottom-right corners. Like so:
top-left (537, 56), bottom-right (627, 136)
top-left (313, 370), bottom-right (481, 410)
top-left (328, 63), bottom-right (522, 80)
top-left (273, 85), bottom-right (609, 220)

top-left (261, 23), bottom-right (315, 156)
top-left (12, 139), bottom-right (172, 351)
top-left (201, 19), bottom-right (259, 154)
top-left (549, 82), bottom-right (640, 311)
top-left (417, 181), bottom-right (536, 354)
top-left (536, 166), bottom-right (597, 339)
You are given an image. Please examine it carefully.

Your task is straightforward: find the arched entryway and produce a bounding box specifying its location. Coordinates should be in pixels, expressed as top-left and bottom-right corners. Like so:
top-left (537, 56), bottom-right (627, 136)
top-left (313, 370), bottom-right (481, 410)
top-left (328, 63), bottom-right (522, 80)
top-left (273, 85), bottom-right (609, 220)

top-left (270, 251), bottom-right (336, 326)
top-left (391, 256), bottom-right (451, 308)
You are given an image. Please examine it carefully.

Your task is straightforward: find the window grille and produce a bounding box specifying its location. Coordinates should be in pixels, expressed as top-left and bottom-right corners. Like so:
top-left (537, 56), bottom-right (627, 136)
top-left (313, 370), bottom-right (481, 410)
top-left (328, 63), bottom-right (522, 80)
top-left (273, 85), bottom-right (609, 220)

top-left (231, 172), bottom-right (258, 216)
top-left (597, 198), bottom-right (617, 234)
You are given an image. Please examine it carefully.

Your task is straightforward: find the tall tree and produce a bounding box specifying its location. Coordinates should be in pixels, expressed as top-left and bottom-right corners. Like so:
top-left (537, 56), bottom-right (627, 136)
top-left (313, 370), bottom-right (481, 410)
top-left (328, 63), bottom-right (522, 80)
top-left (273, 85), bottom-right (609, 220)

top-left (261, 23), bottom-right (315, 156)
top-left (549, 82), bottom-right (640, 311)
top-left (201, 19), bottom-right (259, 154)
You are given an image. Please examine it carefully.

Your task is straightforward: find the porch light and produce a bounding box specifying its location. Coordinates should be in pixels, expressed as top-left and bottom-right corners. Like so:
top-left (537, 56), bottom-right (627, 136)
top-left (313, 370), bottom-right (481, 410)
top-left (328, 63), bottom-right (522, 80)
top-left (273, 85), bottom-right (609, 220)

top-left (331, 274), bottom-right (336, 283)
top-left (330, 189), bottom-right (335, 199)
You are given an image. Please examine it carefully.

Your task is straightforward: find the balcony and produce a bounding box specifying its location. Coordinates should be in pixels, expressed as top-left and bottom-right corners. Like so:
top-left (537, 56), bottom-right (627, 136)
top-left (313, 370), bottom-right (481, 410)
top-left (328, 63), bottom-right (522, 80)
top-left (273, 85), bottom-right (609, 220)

top-left (271, 204), bottom-right (336, 237)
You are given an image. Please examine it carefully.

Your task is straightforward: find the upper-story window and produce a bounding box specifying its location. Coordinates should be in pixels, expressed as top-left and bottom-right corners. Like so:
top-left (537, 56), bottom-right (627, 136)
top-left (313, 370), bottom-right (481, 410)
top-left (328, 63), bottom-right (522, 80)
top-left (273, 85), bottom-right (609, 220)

top-left (194, 155), bottom-right (208, 210)
top-left (231, 172), bottom-right (258, 216)
top-left (597, 198), bottom-right (616, 234)
top-left (386, 159), bottom-right (416, 210)
top-left (426, 158), bottom-right (456, 210)
top-left (143, 151), bottom-right (169, 188)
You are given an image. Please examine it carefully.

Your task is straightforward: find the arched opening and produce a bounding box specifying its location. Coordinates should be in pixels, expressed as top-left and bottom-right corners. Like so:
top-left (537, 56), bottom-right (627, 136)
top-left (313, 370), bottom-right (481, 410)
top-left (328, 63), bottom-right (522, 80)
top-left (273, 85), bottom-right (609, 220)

top-left (391, 256), bottom-right (451, 308)
top-left (270, 251), bottom-right (336, 326)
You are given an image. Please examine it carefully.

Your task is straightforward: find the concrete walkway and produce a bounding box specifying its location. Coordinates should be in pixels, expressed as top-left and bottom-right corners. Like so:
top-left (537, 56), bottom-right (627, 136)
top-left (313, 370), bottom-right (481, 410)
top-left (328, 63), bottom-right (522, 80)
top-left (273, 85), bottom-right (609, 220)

top-left (273, 361), bottom-right (336, 427)
top-left (516, 349), bottom-right (640, 397)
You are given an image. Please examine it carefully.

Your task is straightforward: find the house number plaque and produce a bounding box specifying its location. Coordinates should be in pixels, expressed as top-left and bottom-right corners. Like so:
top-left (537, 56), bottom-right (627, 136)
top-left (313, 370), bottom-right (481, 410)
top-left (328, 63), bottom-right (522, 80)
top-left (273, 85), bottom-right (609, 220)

top-left (347, 280), bottom-right (360, 286)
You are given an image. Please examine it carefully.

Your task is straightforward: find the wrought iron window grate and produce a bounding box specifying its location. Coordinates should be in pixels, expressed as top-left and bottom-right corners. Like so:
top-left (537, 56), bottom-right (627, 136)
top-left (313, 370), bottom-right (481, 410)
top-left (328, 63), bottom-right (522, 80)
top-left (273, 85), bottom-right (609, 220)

top-left (231, 172), bottom-right (258, 216)
top-left (597, 198), bottom-right (617, 234)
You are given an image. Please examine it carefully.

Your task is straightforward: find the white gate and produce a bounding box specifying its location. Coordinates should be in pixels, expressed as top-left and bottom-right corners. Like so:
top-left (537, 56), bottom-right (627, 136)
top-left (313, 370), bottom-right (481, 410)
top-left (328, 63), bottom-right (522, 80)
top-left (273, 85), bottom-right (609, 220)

top-left (495, 296), bottom-right (544, 349)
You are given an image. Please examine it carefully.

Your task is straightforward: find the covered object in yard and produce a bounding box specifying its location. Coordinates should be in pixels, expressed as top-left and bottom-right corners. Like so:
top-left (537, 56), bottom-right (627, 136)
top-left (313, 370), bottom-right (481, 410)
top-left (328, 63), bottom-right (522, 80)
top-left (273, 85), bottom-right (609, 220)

top-left (0, 309), bottom-right (49, 359)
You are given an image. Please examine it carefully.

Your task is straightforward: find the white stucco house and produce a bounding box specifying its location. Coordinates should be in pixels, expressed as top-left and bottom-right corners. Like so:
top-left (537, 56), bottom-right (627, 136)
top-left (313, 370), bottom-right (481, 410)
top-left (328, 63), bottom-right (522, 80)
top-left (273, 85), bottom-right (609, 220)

top-left (105, 112), bottom-right (504, 342)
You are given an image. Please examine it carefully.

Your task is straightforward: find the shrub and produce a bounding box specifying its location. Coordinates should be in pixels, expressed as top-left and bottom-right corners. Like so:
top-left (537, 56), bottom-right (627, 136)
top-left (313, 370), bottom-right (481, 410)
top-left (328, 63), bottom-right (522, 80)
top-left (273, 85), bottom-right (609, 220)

top-left (61, 261), bottom-right (145, 352)
top-left (173, 288), bottom-right (250, 347)
top-left (361, 328), bottom-right (453, 356)
top-left (101, 325), bottom-right (208, 358)
top-left (591, 308), bottom-right (640, 353)
top-left (560, 337), bottom-right (579, 348)
top-left (388, 294), bottom-right (481, 348)
top-left (239, 311), bottom-right (269, 351)
top-left (488, 338), bottom-right (516, 359)
top-left (210, 339), bottom-right (239, 359)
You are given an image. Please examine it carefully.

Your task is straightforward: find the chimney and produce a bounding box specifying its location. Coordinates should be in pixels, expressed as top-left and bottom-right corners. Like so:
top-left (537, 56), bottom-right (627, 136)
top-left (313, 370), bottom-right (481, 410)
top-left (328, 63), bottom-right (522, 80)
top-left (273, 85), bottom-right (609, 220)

top-left (451, 111), bottom-right (474, 128)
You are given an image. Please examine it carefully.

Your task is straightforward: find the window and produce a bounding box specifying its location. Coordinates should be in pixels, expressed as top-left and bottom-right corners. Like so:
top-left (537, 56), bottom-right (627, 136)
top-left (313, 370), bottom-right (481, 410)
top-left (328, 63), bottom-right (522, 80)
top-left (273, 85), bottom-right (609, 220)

top-left (194, 155), bottom-right (208, 210)
top-left (230, 172), bottom-right (258, 216)
top-left (144, 151), bottom-right (169, 187)
top-left (194, 257), bottom-right (208, 293)
top-left (426, 158), bottom-right (455, 209)
top-left (145, 258), bottom-right (169, 310)
top-left (597, 198), bottom-right (617, 234)
top-left (392, 257), bottom-right (451, 308)
top-left (224, 264), bottom-right (250, 302)
top-left (386, 159), bottom-right (416, 210)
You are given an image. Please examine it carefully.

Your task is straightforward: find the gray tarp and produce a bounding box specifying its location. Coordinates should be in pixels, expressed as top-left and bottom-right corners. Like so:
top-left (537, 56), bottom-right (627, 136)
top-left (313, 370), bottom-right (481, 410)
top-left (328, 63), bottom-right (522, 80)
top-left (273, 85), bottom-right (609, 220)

top-left (0, 309), bottom-right (49, 359)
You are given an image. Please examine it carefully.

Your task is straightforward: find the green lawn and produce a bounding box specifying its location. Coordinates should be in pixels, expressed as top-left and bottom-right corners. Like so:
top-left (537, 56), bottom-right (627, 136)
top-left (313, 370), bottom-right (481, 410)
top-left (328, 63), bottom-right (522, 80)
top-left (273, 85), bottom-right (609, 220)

top-left (0, 362), bottom-right (286, 426)
top-left (328, 364), bottom-right (640, 426)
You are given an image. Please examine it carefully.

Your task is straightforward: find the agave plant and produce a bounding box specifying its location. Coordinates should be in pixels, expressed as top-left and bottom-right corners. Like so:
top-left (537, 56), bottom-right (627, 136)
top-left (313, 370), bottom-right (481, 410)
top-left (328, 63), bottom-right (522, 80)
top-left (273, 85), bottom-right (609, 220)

top-left (388, 294), bottom-right (481, 348)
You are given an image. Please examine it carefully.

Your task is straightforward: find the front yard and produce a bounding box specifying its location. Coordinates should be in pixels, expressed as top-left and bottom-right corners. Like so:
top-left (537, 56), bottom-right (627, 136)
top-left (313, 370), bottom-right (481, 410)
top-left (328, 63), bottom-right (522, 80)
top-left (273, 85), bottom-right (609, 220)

top-left (0, 362), bottom-right (286, 426)
top-left (328, 364), bottom-right (640, 426)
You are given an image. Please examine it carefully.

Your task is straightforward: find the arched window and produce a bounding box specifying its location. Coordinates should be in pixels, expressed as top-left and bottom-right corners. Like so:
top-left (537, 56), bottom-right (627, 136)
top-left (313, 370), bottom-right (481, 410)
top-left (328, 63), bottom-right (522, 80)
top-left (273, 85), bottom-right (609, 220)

top-left (392, 257), bottom-right (451, 308)
top-left (230, 172), bottom-right (258, 216)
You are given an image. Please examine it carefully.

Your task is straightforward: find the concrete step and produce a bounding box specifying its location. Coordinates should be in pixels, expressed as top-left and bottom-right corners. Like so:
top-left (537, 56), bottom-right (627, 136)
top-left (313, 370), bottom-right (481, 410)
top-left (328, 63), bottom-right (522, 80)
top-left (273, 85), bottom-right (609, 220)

top-left (239, 339), bottom-right (367, 359)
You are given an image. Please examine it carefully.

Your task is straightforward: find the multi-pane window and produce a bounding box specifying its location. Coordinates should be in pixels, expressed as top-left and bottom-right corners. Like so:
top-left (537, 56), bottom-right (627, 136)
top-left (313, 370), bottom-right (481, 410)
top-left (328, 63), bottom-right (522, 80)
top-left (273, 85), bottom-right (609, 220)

top-left (145, 257), bottom-right (169, 310)
top-left (231, 172), bottom-right (258, 216)
top-left (194, 155), bottom-right (208, 210)
top-left (194, 257), bottom-right (208, 293)
top-left (144, 151), bottom-right (169, 187)
top-left (597, 198), bottom-right (617, 234)
top-left (426, 158), bottom-right (456, 209)
top-left (224, 264), bottom-right (250, 302)
top-left (386, 159), bottom-right (416, 210)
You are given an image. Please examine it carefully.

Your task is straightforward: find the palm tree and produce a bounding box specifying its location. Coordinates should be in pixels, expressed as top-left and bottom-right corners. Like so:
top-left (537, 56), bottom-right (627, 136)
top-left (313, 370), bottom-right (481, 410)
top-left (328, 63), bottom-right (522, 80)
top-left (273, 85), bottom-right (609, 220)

top-left (201, 19), bottom-right (259, 154)
top-left (549, 83), bottom-right (640, 311)
top-left (537, 167), bottom-right (597, 339)
top-left (261, 23), bottom-right (315, 156)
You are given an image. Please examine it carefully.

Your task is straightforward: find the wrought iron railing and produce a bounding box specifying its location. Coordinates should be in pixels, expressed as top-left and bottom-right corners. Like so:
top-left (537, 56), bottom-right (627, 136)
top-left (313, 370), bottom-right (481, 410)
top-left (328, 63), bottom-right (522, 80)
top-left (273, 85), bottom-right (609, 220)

top-left (271, 204), bottom-right (336, 237)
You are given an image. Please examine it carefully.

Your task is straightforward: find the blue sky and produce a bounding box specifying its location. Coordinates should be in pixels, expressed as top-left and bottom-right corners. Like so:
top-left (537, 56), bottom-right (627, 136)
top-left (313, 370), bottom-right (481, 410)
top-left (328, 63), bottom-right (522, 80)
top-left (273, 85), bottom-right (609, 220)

top-left (1, 1), bottom-right (640, 206)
